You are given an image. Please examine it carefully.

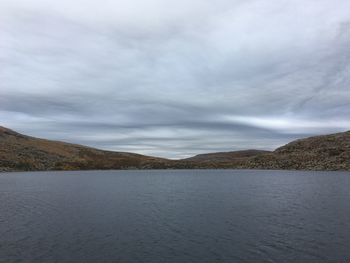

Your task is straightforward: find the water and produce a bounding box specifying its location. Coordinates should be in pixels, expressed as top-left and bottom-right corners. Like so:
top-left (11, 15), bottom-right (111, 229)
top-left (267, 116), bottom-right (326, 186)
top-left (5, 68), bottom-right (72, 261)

top-left (1, 170), bottom-right (350, 263)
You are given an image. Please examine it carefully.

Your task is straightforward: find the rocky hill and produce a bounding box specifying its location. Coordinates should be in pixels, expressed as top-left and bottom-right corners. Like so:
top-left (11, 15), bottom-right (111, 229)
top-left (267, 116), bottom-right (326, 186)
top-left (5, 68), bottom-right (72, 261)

top-left (1, 126), bottom-right (349, 171)
top-left (247, 131), bottom-right (350, 170)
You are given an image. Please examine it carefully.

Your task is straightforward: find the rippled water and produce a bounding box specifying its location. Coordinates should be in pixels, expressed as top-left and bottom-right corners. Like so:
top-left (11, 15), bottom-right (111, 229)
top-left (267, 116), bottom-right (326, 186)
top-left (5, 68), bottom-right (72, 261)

top-left (1, 170), bottom-right (350, 263)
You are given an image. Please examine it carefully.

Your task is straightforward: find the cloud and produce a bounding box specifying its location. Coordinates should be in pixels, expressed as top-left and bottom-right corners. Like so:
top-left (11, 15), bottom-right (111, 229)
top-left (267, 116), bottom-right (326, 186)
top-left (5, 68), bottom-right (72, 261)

top-left (1, 0), bottom-right (350, 158)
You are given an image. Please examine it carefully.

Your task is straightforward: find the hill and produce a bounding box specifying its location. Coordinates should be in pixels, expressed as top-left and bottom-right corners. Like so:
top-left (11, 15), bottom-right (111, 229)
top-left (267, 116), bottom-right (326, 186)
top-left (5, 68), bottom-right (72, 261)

top-left (0, 126), bottom-right (170, 172)
top-left (184, 150), bottom-right (271, 162)
top-left (1, 126), bottom-right (349, 171)
top-left (178, 150), bottom-right (271, 169)
top-left (247, 131), bottom-right (350, 170)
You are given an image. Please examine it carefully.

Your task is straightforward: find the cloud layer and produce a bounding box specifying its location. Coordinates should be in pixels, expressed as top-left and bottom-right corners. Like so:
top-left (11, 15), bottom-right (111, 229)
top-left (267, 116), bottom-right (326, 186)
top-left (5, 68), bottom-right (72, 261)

top-left (1, 0), bottom-right (350, 158)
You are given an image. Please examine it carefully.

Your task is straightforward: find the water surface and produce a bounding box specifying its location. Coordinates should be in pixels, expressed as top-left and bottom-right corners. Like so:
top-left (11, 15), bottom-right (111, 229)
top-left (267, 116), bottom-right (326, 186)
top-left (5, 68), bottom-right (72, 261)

top-left (1, 170), bottom-right (350, 263)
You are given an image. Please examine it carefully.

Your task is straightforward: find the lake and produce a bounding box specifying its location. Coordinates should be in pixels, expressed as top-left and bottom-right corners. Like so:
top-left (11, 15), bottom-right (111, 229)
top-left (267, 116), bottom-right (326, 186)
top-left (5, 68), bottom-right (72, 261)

top-left (1, 170), bottom-right (350, 263)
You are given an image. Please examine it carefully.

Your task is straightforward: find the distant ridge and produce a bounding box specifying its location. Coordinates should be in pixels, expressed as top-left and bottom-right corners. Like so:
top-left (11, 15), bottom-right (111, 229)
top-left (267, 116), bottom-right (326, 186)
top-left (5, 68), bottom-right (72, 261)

top-left (1, 126), bottom-right (350, 171)
top-left (184, 150), bottom-right (271, 162)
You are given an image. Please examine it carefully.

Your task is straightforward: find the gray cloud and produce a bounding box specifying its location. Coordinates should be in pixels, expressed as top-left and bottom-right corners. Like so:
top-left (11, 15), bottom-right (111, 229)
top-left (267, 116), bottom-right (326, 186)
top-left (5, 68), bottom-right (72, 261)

top-left (1, 0), bottom-right (350, 158)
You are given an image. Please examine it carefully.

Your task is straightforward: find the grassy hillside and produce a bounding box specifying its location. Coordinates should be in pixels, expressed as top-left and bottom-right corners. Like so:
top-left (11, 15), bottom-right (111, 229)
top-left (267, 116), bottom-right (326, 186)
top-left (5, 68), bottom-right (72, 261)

top-left (0, 126), bottom-right (170, 171)
top-left (1, 126), bottom-right (349, 171)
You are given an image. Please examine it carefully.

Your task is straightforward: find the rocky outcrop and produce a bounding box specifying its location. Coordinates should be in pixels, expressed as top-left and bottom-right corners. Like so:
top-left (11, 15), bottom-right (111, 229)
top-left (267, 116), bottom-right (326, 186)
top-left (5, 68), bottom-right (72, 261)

top-left (247, 131), bottom-right (350, 170)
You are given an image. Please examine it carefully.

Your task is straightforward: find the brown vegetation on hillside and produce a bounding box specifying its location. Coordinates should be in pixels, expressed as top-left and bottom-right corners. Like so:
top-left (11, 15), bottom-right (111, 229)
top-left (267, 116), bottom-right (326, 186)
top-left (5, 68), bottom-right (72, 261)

top-left (247, 131), bottom-right (350, 170)
top-left (0, 126), bottom-right (169, 171)
top-left (1, 126), bottom-right (349, 171)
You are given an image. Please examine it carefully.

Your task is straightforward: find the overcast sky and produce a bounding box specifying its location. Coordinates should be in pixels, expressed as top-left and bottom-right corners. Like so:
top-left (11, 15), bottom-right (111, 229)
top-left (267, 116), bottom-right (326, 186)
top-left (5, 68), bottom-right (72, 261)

top-left (1, 0), bottom-right (350, 158)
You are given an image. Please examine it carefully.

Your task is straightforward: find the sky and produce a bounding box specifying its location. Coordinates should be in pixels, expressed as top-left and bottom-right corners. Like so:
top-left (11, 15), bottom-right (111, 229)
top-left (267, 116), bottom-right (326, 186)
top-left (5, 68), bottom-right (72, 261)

top-left (1, 0), bottom-right (350, 158)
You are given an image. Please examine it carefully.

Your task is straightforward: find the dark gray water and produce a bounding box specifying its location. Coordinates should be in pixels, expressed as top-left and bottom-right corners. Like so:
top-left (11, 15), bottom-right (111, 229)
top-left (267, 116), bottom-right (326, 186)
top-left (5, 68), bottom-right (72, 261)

top-left (1, 170), bottom-right (350, 263)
